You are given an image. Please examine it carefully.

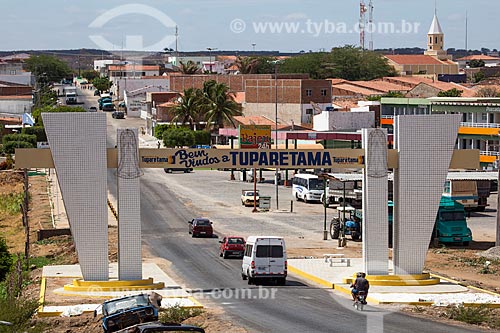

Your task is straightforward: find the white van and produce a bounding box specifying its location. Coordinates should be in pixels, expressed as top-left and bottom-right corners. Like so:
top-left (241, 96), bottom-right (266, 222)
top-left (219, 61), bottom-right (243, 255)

top-left (241, 236), bottom-right (287, 285)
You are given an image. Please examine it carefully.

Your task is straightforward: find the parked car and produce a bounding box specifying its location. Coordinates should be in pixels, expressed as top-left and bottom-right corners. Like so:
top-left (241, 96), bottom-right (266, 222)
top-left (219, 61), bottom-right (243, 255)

top-left (88, 106), bottom-right (97, 112)
top-left (112, 111), bottom-right (125, 119)
top-left (219, 236), bottom-right (245, 259)
top-left (241, 236), bottom-right (287, 285)
top-left (188, 218), bottom-right (213, 238)
top-left (97, 294), bottom-right (159, 333)
top-left (94, 90), bottom-right (100, 96)
top-left (102, 103), bottom-right (116, 112)
top-left (164, 167), bottom-right (193, 173)
top-left (241, 190), bottom-right (259, 207)
top-left (118, 101), bottom-right (126, 108)
top-left (115, 322), bottom-right (205, 333)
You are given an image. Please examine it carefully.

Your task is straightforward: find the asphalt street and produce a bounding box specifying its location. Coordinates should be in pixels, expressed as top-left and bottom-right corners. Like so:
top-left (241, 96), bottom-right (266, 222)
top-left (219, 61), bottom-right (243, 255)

top-left (70, 87), bottom-right (481, 333)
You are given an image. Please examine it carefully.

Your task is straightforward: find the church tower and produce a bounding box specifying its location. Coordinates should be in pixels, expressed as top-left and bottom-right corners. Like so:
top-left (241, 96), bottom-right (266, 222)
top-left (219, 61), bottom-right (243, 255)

top-left (424, 13), bottom-right (449, 60)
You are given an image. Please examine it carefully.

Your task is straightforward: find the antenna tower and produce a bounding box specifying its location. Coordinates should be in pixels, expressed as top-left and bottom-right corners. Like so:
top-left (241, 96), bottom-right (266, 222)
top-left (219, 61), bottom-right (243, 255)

top-left (360, 1), bottom-right (367, 50)
top-left (368, 0), bottom-right (374, 51)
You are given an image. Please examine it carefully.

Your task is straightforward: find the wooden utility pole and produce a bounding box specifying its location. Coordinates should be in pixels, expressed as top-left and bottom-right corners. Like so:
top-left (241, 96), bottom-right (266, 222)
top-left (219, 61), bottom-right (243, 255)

top-left (22, 169), bottom-right (29, 266)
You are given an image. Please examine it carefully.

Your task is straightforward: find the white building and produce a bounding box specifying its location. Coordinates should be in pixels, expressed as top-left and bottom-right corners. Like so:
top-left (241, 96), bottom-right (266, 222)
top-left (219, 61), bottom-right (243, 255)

top-left (113, 78), bottom-right (169, 100)
top-left (124, 86), bottom-right (167, 118)
top-left (0, 96), bottom-right (33, 117)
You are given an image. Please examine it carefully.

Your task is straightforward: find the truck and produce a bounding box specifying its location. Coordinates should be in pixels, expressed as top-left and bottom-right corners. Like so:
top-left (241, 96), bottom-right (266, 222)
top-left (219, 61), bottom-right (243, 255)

top-left (331, 197), bottom-right (472, 246)
top-left (442, 179), bottom-right (491, 212)
top-left (322, 179), bottom-right (362, 209)
top-left (65, 92), bottom-right (77, 105)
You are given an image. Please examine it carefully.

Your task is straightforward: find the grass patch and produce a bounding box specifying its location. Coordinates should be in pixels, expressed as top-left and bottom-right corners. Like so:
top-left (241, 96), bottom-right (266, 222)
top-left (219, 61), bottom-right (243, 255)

top-left (0, 193), bottom-right (24, 215)
top-left (159, 304), bottom-right (203, 324)
top-left (445, 304), bottom-right (491, 325)
top-left (29, 256), bottom-right (58, 269)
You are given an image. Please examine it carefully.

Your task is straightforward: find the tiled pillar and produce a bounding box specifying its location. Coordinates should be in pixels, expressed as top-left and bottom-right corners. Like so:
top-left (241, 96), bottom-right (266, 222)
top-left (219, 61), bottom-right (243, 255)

top-left (362, 129), bottom-right (389, 275)
top-left (393, 115), bottom-right (460, 275)
top-left (43, 113), bottom-right (109, 281)
top-left (117, 128), bottom-right (143, 280)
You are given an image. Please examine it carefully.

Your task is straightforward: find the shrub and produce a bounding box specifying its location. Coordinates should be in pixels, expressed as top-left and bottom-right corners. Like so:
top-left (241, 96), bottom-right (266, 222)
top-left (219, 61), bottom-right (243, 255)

top-left (21, 127), bottom-right (47, 142)
top-left (2, 134), bottom-right (36, 147)
top-left (193, 130), bottom-right (211, 146)
top-left (0, 192), bottom-right (24, 215)
top-left (159, 304), bottom-right (203, 324)
top-left (163, 127), bottom-right (195, 148)
top-left (0, 237), bottom-right (12, 282)
top-left (154, 124), bottom-right (171, 139)
top-left (3, 141), bottom-right (34, 155)
top-left (446, 304), bottom-right (490, 325)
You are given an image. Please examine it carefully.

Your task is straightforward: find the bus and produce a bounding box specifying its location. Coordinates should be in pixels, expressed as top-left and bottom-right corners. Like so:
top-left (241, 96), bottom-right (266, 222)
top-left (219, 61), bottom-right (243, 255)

top-left (292, 174), bottom-right (324, 203)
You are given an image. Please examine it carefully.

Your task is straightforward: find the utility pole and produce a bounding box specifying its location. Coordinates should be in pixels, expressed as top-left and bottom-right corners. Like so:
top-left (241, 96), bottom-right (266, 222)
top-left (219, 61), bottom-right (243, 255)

top-left (368, 0), bottom-right (374, 51)
top-left (22, 169), bottom-right (29, 268)
top-left (360, 1), bottom-right (367, 50)
top-left (274, 62), bottom-right (279, 211)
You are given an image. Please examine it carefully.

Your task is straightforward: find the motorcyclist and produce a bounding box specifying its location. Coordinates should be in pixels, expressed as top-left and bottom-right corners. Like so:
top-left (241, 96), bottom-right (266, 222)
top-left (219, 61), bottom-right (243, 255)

top-left (350, 272), bottom-right (369, 304)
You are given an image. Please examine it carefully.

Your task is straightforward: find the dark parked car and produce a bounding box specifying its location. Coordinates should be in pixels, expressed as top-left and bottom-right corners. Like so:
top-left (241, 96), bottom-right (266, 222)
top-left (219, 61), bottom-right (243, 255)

top-left (112, 111), bottom-right (125, 119)
top-left (88, 106), bottom-right (97, 112)
top-left (164, 168), bottom-right (192, 173)
top-left (94, 90), bottom-right (100, 96)
top-left (219, 236), bottom-right (245, 258)
top-left (98, 294), bottom-right (159, 333)
top-left (188, 218), bottom-right (213, 238)
top-left (102, 103), bottom-right (116, 111)
top-left (115, 322), bottom-right (205, 333)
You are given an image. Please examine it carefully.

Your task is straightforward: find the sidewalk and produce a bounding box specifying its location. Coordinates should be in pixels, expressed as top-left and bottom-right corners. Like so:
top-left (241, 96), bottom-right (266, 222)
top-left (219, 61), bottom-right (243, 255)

top-left (289, 258), bottom-right (500, 307)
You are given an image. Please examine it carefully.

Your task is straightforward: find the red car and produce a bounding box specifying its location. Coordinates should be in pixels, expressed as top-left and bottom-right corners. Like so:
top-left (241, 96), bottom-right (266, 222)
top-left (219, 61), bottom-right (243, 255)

top-left (188, 218), bottom-right (213, 238)
top-left (219, 236), bottom-right (245, 259)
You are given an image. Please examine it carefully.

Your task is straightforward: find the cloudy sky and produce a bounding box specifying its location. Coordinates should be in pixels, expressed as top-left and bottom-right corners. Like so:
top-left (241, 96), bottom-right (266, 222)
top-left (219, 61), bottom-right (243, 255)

top-left (1, 0), bottom-right (498, 52)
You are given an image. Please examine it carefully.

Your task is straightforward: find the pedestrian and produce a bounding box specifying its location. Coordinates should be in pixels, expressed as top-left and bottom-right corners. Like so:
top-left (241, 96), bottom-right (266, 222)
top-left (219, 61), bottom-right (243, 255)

top-left (157, 141), bottom-right (161, 149)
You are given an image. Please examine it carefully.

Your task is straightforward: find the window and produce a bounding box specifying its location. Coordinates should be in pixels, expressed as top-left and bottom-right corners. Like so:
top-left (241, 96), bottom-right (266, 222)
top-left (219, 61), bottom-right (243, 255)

top-left (320, 89), bottom-right (327, 96)
top-left (429, 37), bottom-right (432, 44)
top-left (481, 113), bottom-right (488, 121)
top-left (256, 245), bottom-right (283, 258)
top-left (244, 244), bottom-right (253, 257)
top-left (306, 89), bottom-right (312, 96)
top-left (306, 108), bottom-right (313, 115)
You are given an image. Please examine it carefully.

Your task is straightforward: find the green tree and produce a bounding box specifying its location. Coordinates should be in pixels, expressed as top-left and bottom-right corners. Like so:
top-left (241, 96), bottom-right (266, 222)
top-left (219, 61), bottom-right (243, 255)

top-left (2, 134), bottom-right (36, 147)
top-left (162, 127), bottom-right (195, 148)
top-left (202, 81), bottom-right (242, 130)
top-left (366, 91), bottom-right (405, 101)
top-left (25, 54), bottom-right (72, 84)
top-left (179, 60), bottom-right (200, 74)
top-left (0, 237), bottom-right (12, 282)
top-left (193, 130), bottom-right (211, 145)
top-left (234, 56), bottom-right (260, 74)
top-left (171, 88), bottom-right (204, 130)
top-left (154, 124), bottom-right (171, 139)
top-left (437, 88), bottom-right (463, 97)
top-left (92, 76), bottom-right (112, 93)
top-left (81, 69), bottom-right (100, 81)
top-left (21, 127), bottom-right (47, 142)
top-left (469, 59), bottom-right (485, 68)
top-left (279, 46), bottom-right (396, 80)
top-left (32, 105), bottom-right (86, 126)
top-left (474, 71), bottom-right (486, 83)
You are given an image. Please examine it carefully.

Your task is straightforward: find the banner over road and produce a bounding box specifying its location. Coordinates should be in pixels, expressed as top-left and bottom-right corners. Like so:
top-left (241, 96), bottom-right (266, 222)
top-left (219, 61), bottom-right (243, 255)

top-left (15, 148), bottom-right (478, 170)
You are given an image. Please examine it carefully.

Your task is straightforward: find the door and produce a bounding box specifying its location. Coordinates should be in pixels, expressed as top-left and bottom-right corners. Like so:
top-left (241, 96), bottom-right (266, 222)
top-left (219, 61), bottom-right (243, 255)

top-left (268, 240), bottom-right (285, 275)
top-left (254, 239), bottom-right (271, 274)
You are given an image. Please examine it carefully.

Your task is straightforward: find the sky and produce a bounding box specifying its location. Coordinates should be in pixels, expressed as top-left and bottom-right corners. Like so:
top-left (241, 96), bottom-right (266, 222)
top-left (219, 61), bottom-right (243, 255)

top-left (1, 0), bottom-right (498, 53)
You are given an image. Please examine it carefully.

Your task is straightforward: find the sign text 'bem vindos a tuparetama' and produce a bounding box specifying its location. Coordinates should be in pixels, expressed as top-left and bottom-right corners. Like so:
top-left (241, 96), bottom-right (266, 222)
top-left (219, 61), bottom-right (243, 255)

top-left (139, 148), bottom-right (365, 169)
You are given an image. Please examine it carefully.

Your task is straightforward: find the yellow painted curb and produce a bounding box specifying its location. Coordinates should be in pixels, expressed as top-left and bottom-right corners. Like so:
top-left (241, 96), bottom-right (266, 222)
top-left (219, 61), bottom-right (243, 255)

top-left (37, 311), bottom-right (64, 317)
top-left (187, 296), bottom-right (204, 309)
top-left (344, 272), bottom-right (440, 286)
top-left (64, 278), bottom-right (165, 292)
top-left (288, 265), bottom-right (334, 289)
top-left (38, 277), bottom-right (47, 316)
top-left (431, 273), bottom-right (500, 298)
top-left (363, 273), bottom-right (432, 281)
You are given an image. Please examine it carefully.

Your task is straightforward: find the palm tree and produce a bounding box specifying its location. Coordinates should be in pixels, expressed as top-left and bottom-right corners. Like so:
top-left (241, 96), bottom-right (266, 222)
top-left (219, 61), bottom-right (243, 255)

top-left (179, 60), bottom-right (200, 74)
top-left (171, 88), bottom-right (203, 130)
top-left (202, 81), bottom-right (242, 130)
top-left (234, 56), bottom-right (259, 74)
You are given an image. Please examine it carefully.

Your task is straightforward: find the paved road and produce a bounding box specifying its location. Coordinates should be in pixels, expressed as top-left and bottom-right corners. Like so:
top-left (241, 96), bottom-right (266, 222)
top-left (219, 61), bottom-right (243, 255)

top-left (73, 90), bottom-right (481, 333)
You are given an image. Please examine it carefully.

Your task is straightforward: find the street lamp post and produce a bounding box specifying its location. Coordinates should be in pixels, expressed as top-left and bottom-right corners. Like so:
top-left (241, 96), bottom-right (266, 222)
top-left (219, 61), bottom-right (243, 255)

top-left (206, 47), bottom-right (217, 73)
top-left (274, 62), bottom-right (279, 211)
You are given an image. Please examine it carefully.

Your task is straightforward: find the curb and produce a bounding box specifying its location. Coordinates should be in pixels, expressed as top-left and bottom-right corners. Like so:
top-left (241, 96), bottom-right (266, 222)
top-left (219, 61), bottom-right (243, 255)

top-left (430, 272), bottom-right (500, 298)
top-left (288, 265), bottom-right (333, 289)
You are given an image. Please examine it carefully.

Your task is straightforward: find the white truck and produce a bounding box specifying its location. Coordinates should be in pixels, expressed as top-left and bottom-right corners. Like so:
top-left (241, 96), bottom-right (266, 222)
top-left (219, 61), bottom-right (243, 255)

top-left (64, 86), bottom-right (78, 105)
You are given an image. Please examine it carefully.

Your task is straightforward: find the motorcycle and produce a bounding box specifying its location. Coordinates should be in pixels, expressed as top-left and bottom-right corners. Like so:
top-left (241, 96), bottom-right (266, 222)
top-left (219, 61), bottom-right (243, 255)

top-left (353, 291), bottom-right (367, 311)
